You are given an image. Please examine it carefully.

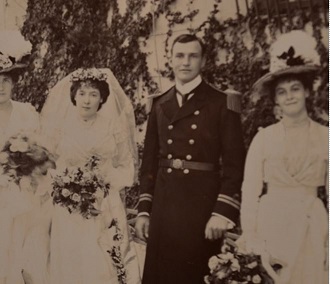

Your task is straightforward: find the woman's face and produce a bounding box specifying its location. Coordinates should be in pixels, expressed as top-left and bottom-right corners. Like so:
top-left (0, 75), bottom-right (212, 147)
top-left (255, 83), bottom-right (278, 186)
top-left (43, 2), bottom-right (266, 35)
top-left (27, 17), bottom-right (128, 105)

top-left (74, 83), bottom-right (102, 120)
top-left (274, 79), bottom-right (309, 118)
top-left (0, 74), bottom-right (14, 104)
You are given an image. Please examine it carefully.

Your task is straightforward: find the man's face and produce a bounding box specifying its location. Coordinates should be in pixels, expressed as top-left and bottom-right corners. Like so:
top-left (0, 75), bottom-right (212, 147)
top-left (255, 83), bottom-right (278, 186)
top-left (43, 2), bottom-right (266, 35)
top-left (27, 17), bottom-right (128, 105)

top-left (170, 40), bottom-right (205, 85)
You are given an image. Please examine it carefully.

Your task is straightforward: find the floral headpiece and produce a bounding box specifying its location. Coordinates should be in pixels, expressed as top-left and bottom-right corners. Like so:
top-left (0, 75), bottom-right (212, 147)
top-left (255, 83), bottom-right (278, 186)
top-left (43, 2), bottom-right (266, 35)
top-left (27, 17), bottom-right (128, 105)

top-left (253, 30), bottom-right (320, 94)
top-left (70, 68), bottom-right (108, 82)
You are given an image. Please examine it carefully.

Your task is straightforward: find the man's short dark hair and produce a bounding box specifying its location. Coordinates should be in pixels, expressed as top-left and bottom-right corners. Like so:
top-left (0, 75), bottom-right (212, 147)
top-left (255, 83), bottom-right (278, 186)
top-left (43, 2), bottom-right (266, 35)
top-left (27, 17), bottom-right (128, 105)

top-left (171, 34), bottom-right (205, 56)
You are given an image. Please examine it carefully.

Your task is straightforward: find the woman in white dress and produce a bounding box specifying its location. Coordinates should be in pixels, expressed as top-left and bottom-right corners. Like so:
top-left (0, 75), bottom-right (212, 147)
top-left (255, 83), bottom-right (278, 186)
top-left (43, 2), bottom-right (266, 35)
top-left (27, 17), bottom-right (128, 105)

top-left (239, 30), bottom-right (328, 284)
top-left (41, 68), bottom-right (141, 284)
top-left (0, 43), bottom-right (47, 284)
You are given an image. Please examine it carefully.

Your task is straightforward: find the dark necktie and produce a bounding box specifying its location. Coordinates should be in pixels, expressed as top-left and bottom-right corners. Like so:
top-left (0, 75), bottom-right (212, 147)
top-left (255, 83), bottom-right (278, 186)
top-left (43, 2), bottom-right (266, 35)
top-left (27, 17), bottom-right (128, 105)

top-left (176, 89), bottom-right (194, 105)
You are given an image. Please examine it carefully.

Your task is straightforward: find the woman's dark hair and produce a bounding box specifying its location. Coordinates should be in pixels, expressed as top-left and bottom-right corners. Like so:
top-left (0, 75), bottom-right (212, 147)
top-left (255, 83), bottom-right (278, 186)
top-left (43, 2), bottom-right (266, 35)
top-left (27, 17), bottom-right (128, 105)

top-left (70, 79), bottom-right (110, 111)
top-left (1, 69), bottom-right (20, 83)
top-left (269, 73), bottom-right (315, 102)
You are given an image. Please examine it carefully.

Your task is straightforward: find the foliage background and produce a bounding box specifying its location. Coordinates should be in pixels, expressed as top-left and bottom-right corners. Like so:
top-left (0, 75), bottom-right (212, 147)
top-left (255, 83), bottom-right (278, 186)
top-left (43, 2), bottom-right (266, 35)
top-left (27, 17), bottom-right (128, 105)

top-left (14, 0), bottom-right (329, 210)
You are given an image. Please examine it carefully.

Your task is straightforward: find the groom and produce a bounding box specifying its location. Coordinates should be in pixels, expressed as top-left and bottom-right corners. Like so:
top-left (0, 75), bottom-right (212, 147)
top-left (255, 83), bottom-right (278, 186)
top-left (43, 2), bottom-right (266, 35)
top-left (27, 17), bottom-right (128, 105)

top-left (135, 34), bottom-right (245, 283)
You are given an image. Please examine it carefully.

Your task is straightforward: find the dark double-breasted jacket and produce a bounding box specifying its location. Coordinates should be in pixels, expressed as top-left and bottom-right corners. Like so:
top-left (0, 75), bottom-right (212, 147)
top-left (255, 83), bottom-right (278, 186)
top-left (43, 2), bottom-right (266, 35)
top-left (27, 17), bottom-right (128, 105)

top-left (138, 80), bottom-right (245, 283)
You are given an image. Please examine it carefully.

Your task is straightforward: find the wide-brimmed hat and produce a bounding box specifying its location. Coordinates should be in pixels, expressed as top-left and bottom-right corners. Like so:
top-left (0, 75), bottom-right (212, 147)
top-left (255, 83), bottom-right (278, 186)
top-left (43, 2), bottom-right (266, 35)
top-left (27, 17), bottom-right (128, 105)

top-left (252, 30), bottom-right (320, 95)
top-left (0, 31), bottom-right (31, 75)
top-left (0, 52), bottom-right (28, 75)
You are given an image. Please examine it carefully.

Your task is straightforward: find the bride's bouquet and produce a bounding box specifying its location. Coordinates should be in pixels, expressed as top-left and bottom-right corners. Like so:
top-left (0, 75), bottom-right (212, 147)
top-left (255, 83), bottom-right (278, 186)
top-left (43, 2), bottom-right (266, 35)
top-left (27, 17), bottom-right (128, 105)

top-left (204, 233), bottom-right (276, 284)
top-left (51, 155), bottom-right (110, 219)
top-left (0, 133), bottom-right (55, 187)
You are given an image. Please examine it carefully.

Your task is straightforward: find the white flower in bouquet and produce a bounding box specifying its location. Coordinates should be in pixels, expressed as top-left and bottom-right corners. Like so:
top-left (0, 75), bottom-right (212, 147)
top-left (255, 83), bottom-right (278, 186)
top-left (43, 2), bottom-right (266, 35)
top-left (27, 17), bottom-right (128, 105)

top-left (208, 255), bottom-right (220, 272)
top-left (214, 252), bottom-right (235, 265)
top-left (62, 175), bottom-right (71, 184)
top-left (9, 139), bottom-right (29, 153)
top-left (52, 175), bottom-right (65, 187)
top-left (82, 171), bottom-right (93, 181)
top-left (71, 193), bottom-right (81, 202)
top-left (246, 261), bottom-right (258, 269)
top-left (61, 188), bottom-right (71, 198)
top-left (79, 179), bottom-right (87, 186)
top-left (203, 275), bottom-right (211, 284)
top-left (252, 274), bottom-right (262, 283)
top-left (215, 269), bottom-right (230, 280)
top-left (230, 258), bottom-right (240, 272)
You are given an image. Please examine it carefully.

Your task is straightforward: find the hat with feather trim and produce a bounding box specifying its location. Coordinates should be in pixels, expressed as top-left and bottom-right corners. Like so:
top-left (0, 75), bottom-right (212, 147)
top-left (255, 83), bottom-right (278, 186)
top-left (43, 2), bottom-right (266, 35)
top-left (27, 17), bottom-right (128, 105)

top-left (252, 30), bottom-right (320, 97)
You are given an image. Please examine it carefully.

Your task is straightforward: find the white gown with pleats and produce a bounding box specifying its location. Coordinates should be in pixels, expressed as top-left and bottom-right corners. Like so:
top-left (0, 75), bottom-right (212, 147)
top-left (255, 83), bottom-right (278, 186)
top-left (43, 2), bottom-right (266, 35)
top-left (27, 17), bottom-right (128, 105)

top-left (240, 119), bottom-right (328, 284)
top-left (49, 111), bottom-right (141, 284)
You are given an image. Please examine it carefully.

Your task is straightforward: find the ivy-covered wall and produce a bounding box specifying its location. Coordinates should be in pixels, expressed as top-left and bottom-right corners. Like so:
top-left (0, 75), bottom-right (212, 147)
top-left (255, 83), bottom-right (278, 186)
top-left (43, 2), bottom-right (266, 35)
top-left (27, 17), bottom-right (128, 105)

top-left (15, 0), bottom-right (328, 210)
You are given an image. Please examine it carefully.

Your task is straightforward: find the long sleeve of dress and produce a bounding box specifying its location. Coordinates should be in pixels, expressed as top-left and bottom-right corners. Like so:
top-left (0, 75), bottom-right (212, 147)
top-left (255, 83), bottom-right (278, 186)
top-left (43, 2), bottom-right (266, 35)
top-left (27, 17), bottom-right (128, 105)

top-left (240, 130), bottom-right (265, 239)
top-left (105, 122), bottom-right (135, 191)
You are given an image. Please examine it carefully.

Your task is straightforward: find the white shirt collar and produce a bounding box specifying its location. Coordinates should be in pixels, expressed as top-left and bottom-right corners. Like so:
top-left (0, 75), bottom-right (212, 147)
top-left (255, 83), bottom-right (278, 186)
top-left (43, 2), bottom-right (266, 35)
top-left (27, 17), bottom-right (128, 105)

top-left (175, 75), bottom-right (202, 95)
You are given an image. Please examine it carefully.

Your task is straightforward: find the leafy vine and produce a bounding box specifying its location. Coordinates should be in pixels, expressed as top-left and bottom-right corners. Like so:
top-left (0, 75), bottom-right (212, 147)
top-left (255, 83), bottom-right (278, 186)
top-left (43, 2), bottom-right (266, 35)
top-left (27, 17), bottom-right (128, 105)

top-left (15, 0), bottom-right (328, 210)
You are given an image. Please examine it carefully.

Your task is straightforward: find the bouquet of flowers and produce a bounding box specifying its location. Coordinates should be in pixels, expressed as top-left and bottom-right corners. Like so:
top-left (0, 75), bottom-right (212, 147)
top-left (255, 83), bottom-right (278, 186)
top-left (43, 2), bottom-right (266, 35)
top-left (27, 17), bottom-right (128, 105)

top-left (205, 233), bottom-right (277, 284)
top-left (51, 155), bottom-right (110, 219)
top-left (0, 133), bottom-right (55, 186)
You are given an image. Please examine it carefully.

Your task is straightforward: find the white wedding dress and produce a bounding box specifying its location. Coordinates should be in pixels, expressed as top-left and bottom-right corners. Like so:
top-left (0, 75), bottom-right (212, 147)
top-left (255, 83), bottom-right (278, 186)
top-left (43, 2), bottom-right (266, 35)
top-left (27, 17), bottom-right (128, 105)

top-left (49, 111), bottom-right (140, 284)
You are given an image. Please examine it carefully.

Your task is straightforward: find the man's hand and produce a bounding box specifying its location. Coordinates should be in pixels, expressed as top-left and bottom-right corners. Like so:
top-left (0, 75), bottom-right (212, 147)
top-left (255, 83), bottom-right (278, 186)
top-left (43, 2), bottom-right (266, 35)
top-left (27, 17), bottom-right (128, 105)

top-left (205, 215), bottom-right (229, 240)
top-left (135, 215), bottom-right (150, 242)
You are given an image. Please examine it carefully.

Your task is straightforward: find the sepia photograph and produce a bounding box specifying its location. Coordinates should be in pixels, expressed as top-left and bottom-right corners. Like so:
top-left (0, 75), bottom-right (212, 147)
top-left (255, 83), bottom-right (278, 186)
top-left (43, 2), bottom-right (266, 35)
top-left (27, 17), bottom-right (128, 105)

top-left (0, 0), bottom-right (328, 283)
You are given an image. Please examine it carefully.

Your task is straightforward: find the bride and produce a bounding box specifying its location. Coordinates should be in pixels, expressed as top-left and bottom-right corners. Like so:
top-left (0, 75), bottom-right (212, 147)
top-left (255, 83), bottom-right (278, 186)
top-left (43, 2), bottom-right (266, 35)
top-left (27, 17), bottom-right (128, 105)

top-left (41, 68), bottom-right (141, 284)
